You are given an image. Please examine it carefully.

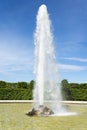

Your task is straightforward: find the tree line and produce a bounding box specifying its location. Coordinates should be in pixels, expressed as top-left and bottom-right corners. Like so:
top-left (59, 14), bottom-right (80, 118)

top-left (0, 80), bottom-right (34, 100)
top-left (61, 79), bottom-right (87, 101)
top-left (0, 79), bottom-right (87, 100)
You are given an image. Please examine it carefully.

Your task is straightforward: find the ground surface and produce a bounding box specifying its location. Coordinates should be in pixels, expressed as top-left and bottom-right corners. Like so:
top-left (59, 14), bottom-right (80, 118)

top-left (0, 103), bottom-right (87, 130)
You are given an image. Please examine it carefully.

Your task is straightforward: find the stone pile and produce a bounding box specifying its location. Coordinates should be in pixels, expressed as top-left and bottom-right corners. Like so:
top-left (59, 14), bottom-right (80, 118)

top-left (26, 105), bottom-right (54, 116)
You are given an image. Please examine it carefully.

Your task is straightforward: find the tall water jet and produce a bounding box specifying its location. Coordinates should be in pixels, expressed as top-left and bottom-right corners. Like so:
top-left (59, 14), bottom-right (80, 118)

top-left (27, 4), bottom-right (68, 116)
top-left (33, 4), bottom-right (64, 113)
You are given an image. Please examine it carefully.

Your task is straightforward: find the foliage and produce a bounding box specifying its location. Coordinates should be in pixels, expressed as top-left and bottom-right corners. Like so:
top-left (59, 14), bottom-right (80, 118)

top-left (0, 80), bottom-right (34, 100)
top-left (0, 79), bottom-right (87, 100)
top-left (61, 79), bottom-right (87, 101)
top-left (29, 80), bottom-right (35, 90)
top-left (0, 88), bottom-right (32, 100)
top-left (0, 81), bottom-right (7, 88)
top-left (17, 82), bottom-right (28, 89)
top-left (61, 79), bottom-right (71, 100)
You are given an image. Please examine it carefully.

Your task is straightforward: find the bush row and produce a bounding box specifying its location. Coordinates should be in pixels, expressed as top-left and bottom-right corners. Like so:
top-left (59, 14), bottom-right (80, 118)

top-left (0, 80), bottom-right (34, 100)
top-left (61, 79), bottom-right (87, 101)
top-left (0, 88), bottom-right (33, 100)
top-left (0, 79), bottom-right (87, 100)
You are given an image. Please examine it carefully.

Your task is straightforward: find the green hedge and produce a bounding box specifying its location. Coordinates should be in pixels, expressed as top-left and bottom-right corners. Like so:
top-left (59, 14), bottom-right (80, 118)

top-left (0, 79), bottom-right (87, 101)
top-left (70, 88), bottom-right (87, 101)
top-left (0, 88), bottom-right (33, 100)
top-left (0, 80), bottom-right (34, 100)
top-left (61, 79), bottom-right (87, 101)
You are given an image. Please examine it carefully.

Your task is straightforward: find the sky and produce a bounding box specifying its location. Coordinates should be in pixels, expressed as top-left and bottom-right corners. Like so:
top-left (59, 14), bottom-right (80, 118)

top-left (0, 0), bottom-right (87, 83)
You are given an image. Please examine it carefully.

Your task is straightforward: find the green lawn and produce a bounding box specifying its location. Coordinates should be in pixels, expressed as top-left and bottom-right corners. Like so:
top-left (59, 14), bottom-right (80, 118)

top-left (0, 103), bottom-right (87, 130)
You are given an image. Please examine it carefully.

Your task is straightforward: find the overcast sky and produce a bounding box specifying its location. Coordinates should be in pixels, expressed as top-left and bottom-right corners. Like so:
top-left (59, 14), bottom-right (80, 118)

top-left (0, 0), bottom-right (87, 83)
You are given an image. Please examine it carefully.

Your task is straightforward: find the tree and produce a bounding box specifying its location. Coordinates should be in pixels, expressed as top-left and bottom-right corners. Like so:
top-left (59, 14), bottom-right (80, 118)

top-left (61, 79), bottom-right (71, 100)
top-left (61, 79), bottom-right (68, 88)
top-left (29, 80), bottom-right (35, 90)
top-left (17, 82), bottom-right (28, 89)
top-left (0, 81), bottom-right (6, 88)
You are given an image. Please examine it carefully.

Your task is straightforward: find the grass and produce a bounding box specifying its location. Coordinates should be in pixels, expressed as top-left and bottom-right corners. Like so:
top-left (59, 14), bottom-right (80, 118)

top-left (0, 103), bottom-right (87, 130)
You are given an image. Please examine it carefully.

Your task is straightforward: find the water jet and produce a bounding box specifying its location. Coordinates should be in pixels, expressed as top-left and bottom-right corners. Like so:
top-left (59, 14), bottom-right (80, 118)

top-left (27, 4), bottom-right (76, 116)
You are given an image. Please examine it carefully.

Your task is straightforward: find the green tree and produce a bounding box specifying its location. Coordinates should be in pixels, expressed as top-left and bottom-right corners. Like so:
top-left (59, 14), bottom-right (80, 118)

top-left (61, 79), bottom-right (71, 100)
top-left (17, 82), bottom-right (28, 89)
top-left (0, 81), bottom-right (6, 88)
top-left (29, 80), bottom-right (35, 90)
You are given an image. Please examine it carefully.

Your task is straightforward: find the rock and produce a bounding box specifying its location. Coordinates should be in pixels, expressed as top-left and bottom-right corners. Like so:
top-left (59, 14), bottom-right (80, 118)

top-left (26, 108), bottom-right (36, 116)
top-left (26, 105), bottom-right (54, 116)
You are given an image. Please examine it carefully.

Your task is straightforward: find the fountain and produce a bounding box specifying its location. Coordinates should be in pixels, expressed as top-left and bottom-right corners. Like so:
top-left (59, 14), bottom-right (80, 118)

top-left (27, 4), bottom-right (76, 116)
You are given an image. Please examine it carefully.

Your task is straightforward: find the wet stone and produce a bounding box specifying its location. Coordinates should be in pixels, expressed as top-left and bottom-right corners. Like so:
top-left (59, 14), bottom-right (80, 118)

top-left (26, 105), bottom-right (54, 116)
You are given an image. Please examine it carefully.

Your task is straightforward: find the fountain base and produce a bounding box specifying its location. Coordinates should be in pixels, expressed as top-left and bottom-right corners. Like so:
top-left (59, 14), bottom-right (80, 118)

top-left (26, 105), bottom-right (54, 116)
